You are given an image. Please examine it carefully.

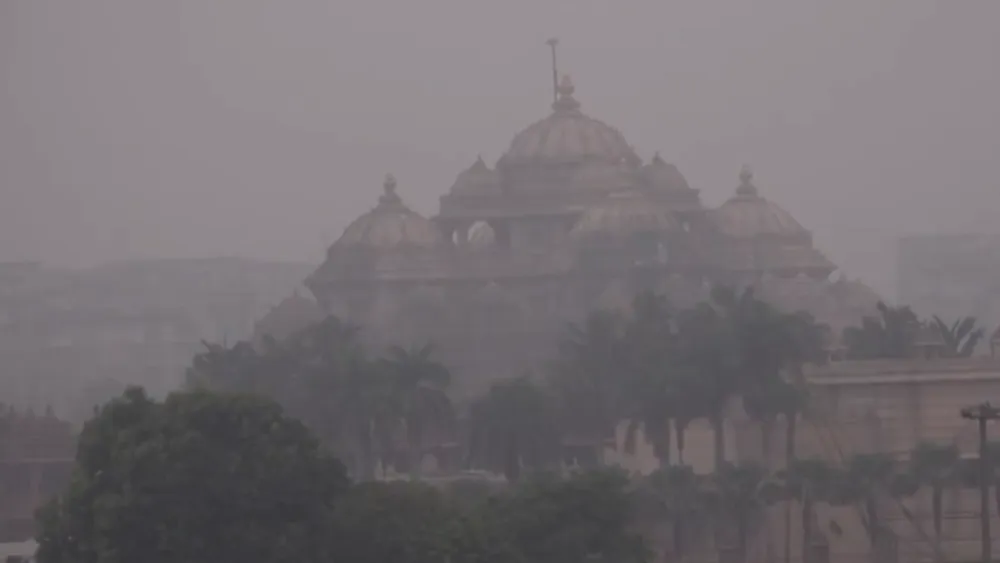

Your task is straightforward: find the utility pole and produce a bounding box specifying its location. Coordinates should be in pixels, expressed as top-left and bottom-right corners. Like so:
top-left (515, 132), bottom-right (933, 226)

top-left (545, 38), bottom-right (559, 103)
top-left (962, 402), bottom-right (1000, 563)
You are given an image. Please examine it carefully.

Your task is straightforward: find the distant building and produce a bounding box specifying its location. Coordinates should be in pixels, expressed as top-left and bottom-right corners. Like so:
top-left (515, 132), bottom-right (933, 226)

top-left (0, 408), bottom-right (75, 542)
top-left (897, 233), bottom-right (1000, 328)
top-left (0, 258), bottom-right (313, 420)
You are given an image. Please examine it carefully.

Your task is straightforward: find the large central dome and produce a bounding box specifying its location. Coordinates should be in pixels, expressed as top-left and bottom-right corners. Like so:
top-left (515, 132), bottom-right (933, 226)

top-left (497, 76), bottom-right (640, 171)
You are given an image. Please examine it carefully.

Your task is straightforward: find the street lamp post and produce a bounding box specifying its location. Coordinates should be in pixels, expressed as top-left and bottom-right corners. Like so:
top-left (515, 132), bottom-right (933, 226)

top-left (962, 402), bottom-right (1000, 563)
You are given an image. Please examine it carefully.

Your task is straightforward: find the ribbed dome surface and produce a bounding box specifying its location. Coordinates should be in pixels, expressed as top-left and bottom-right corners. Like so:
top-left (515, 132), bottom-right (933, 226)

top-left (570, 190), bottom-right (675, 241)
top-left (498, 76), bottom-right (639, 170)
top-left (449, 156), bottom-right (500, 195)
top-left (641, 153), bottom-right (691, 192)
top-left (331, 175), bottom-right (444, 253)
top-left (711, 167), bottom-right (808, 239)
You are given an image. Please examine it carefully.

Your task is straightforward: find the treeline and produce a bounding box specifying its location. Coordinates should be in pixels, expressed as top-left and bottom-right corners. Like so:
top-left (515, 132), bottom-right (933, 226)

top-left (184, 288), bottom-right (986, 482)
top-left (34, 287), bottom-right (994, 563)
top-left (36, 388), bottom-right (648, 563)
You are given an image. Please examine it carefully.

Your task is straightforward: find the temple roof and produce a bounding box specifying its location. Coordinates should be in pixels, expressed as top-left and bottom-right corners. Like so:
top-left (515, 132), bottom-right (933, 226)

top-left (641, 153), bottom-right (692, 192)
top-left (710, 166), bottom-right (809, 240)
top-left (570, 189), bottom-right (676, 241)
top-left (497, 75), bottom-right (640, 172)
top-left (330, 174), bottom-right (444, 254)
top-left (449, 156), bottom-right (500, 196)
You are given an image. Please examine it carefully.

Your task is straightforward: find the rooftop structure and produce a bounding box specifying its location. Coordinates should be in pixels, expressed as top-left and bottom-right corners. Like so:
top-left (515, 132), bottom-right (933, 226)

top-left (288, 70), bottom-right (882, 395)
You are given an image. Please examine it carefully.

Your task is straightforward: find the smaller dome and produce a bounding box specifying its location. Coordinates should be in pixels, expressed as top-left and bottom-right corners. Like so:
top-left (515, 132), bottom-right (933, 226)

top-left (570, 190), bottom-right (676, 241)
top-left (641, 153), bottom-right (691, 192)
top-left (253, 290), bottom-right (324, 344)
top-left (710, 166), bottom-right (808, 239)
top-left (331, 174), bottom-right (444, 254)
top-left (449, 156), bottom-right (500, 195)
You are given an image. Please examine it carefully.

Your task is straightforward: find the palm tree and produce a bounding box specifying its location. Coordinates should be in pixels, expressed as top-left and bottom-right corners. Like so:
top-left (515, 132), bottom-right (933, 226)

top-left (287, 316), bottom-right (389, 479)
top-left (185, 340), bottom-right (262, 392)
top-left (550, 310), bottom-right (627, 462)
top-left (640, 464), bottom-right (712, 560)
top-left (908, 442), bottom-right (961, 539)
top-left (379, 344), bottom-right (454, 474)
top-left (467, 377), bottom-right (561, 482)
top-left (674, 301), bottom-right (740, 470)
top-left (838, 453), bottom-right (909, 557)
top-left (708, 462), bottom-right (777, 561)
top-left (621, 292), bottom-right (678, 466)
top-left (777, 458), bottom-right (836, 563)
top-left (743, 378), bottom-right (803, 468)
top-left (842, 301), bottom-right (921, 359)
top-left (932, 315), bottom-right (985, 358)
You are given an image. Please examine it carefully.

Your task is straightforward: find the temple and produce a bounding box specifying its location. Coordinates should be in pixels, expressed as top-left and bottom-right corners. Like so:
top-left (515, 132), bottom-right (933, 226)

top-left (259, 74), bottom-right (880, 397)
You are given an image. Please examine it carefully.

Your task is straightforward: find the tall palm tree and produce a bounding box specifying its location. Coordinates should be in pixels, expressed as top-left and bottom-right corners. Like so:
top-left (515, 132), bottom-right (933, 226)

top-left (932, 315), bottom-right (985, 358)
top-left (379, 343), bottom-right (454, 474)
top-left (777, 458), bottom-right (836, 563)
top-left (908, 442), bottom-right (961, 539)
top-left (287, 316), bottom-right (389, 479)
top-left (621, 292), bottom-right (678, 466)
top-left (842, 301), bottom-right (921, 360)
top-left (838, 453), bottom-right (909, 556)
top-left (708, 462), bottom-right (776, 561)
top-left (674, 301), bottom-right (739, 470)
top-left (467, 377), bottom-right (561, 482)
top-left (550, 310), bottom-right (627, 461)
top-left (639, 464), bottom-right (712, 560)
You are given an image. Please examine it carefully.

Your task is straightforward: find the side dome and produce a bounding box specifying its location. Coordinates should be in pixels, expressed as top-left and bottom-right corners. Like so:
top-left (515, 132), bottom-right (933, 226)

top-left (641, 153), bottom-right (692, 192)
top-left (710, 166), bottom-right (808, 240)
top-left (253, 290), bottom-right (325, 344)
top-left (330, 174), bottom-right (444, 254)
top-left (498, 75), bottom-right (640, 172)
top-left (570, 190), bottom-right (676, 242)
top-left (449, 156), bottom-right (500, 195)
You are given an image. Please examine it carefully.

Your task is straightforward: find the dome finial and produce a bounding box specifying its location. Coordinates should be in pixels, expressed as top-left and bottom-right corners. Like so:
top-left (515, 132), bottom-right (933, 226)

top-left (379, 173), bottom-right (402, 205)
top-left (552, 74), bottom-right (580, 112)
top-left (652, 151), bottom-right (665, 164)
top-left (736, 164), bottom-right (758, 197)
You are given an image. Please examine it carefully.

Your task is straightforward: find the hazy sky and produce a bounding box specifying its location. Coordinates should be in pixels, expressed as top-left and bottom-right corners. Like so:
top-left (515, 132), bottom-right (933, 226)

top-left (2, 0), bottom-right (998, 296)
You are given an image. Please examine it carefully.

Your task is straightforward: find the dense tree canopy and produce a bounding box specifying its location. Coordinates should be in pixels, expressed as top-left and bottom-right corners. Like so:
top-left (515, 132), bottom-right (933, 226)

top-left (36, 388), bottom-right (349, 563)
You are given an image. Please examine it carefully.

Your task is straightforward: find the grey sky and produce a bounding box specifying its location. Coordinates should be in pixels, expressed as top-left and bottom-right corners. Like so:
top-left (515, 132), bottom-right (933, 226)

top-left (2, 0), bottom-right (998, 296)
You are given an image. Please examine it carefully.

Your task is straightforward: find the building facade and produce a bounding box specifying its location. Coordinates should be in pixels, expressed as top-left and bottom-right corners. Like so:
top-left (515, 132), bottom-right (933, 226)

top-left (287, 74), bottom-right (880, 398)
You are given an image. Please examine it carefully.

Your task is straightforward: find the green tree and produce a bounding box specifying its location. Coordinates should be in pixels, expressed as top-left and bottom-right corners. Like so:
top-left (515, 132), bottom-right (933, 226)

top-left (637, 464), bottom-right (711, 560)
top-left (838, 453), bottom-right (909, 555)
top-left (908, 442), bottom-right (961, 538)
top-left (932, 315), bottom-right (985, 357)
top-left (842, 302), bottom-right (921, 359)
top-left (331, 480), bottom-right (517, 563)
top-left (707, 462), bottom-right (777, 561)
top-left (550, 310), bottom-right (627, 462)
top-left (380, 344), bottom-right (455, 474)
top-left (495, 469), bottom-right (648, 563)
top-left (619, 293), bottom-right (683, 467)
top-left (673, 300), bottom-right (740, 470)
top-left (36, 387), bottom-right (349, 563)
top-left (468, 377), bottom-right (561, 482)
top-left (776, 458), bottom-right (836, 563)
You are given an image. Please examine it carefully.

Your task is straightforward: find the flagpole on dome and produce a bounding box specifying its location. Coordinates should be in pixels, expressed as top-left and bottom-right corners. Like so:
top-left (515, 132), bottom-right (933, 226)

top-left (546, 38), bottom-right (559, 104)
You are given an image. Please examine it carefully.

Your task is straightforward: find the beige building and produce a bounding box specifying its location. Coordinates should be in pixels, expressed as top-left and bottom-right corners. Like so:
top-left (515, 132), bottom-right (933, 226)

top-left (262, 74), bottom-right (880, 399)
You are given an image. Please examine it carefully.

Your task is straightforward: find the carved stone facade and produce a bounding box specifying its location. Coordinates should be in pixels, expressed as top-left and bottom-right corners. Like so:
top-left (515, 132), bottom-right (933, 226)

top-left (276, 75), bottom-right (882, 398)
